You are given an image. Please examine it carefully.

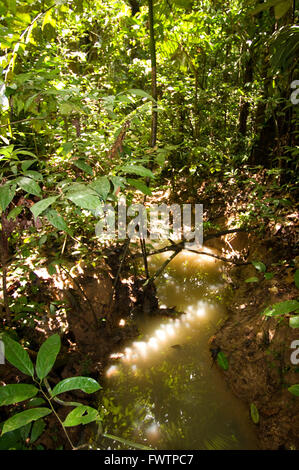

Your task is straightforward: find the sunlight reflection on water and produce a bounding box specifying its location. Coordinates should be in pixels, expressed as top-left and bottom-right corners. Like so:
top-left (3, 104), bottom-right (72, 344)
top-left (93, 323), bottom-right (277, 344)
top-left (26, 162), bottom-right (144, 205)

top-left (100, 247), bottom-right (259, 450)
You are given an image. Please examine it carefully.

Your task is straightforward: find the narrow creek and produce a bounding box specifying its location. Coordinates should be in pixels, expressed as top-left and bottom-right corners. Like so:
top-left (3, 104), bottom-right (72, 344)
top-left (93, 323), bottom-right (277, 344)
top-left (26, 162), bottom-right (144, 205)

top-left (97, 247), bottom-right (259, 450)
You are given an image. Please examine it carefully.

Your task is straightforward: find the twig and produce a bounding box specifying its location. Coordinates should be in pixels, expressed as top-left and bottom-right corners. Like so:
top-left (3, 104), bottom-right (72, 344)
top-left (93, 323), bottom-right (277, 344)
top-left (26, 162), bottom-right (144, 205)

top-left (108, 239), bottom-right (130, 312)
top-left (140, 237), bottom-right (149, 279)
top-left (143, 250), bottom-right (179, 286)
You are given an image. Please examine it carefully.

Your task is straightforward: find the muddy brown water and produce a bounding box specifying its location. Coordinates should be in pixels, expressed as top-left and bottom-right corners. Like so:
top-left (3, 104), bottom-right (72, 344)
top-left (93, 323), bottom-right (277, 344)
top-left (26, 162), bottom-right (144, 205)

top-left (97, 248), bottom-right (259, 450)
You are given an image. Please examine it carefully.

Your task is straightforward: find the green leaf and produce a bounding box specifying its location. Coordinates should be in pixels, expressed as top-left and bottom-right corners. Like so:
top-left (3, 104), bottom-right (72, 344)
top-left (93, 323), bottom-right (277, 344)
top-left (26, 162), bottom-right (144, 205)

top-left (27, 397), bottom-right (46, 408)
top-left (67, 192), bottom-right (101, 211)
top-left (264, 272), bottom-right (274, 280)
top-left (245, 277), bottom-right (259, 283)
top-left (288, 384), bottom-right (299, 396)
top-left (21, 159), bottom-right (37, 171)
top-left (126, 88), bottom-right (155, 102)
top-left (252, 261), bottom-right (266, 273)
top-left (251, 0), bottom-right (287, 16)
top-left (46, 209), bottom-right (71, 234)
top-left (1, 408), bottom-right (51, 436)
top-left (30, 419), bottom-right (46, 443)
top-left (63, 405), bottom-right (100, 427)
top-left (73, 160), bottom-right (93, 176)
top-left (47, 263), bottom-right (57, 276)
top-left (18, 177), bottom-right (41, 196)
top-left (7, 206), bottom-right (22, 220)
top-left (274, 0), bottom-right (292, 19)
top-left (23, 171), bottom-right (43, 181)
top-left (1, 334), bottom-right (34, 376)
top-left (289, 316), bottom-right (299, 329)
top-left (121, 165), bottom-right (154, 179)
top-left (261, 300), bottom-right (299, 317)
top-left (90, 177), bottom-right (111, 200)
top-left (109, 176), bottom-right (125, 193)
top-left (51, 377), bottom-right (101, 397)
top-left (217, 351), bottom-right (229, 371)
top-left (0, 183), bottom-right (16, 212)
top-left (59, 102), bottom-right (75, 115)
top-left (250, 403), bottom-right (259, 424)
top-left (127, 178), bottom-right (152, 196)
top-left (42, 9), bottom-right (55, 30)
top-left (0, 384), bottom-right (38, 406)
top-left (30, 196), bottom-right (58, 220)
top-left (294, 270), bottom-right (299, 289)
top-left (36, 334), bottom-right (61, 380)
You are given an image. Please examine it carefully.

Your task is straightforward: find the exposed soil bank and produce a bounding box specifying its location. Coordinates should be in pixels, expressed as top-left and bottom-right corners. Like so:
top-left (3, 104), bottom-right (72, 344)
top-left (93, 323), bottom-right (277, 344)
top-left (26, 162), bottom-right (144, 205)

top-left (0, 249), bottom-right (159, 449)
top-left (210, 232), bottom-right (299, 450)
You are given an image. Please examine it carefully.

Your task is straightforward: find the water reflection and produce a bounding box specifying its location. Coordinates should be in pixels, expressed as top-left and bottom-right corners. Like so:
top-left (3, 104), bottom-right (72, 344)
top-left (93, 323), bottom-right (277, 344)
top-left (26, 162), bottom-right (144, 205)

top-left (98, 248), bottom-right (259, 450)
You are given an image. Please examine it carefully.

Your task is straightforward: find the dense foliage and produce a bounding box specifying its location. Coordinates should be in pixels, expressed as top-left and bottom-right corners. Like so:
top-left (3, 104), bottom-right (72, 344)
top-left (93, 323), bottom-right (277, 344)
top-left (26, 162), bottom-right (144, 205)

top-left (0, 0), bottom-right (298, 450)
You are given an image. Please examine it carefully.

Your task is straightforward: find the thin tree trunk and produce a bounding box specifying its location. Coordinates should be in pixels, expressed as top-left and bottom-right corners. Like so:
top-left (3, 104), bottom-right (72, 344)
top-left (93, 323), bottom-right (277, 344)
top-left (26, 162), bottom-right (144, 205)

top-left (148, 0), bottom-right (157, 149)
top-left (1, 213), bottom-right (11, 325)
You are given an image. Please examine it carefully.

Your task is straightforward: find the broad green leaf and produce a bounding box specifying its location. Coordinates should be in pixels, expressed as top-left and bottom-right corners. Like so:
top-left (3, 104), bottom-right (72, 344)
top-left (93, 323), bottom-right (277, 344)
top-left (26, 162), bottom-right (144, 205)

top-left (21, 159), bottom-right (36, 171)
top-left (250, 403), bottom-right (259, 424)
top-left (73, 160), bottom-right (93, 176)
top-left (42, 9), bottom-right (55, 30)
top-left (67, 192), bottom-right (101, 211)
top-left (59, 102), bottom-right (75, 115)
top-left (251, 0), bottom-right (287, 16)
top-left (19, 422), bottom-right (31, 440)
top-left (0, 428), bottom-right (26, 450)
top-left (27, 397), bottom-right (46, 408)
top-left (252, 261), bottom-right (266, 273)
top-left (121, 165), bottom-right (154, 179)
top-left (18, 177), bottom-right (41, 196)
top-left (289, 316), bottom-right (299, 329)
top-left (126, 89), bottom-right (155, 102)
top-left (51, 377), bottom-right (101, 397)
top-left (294, 270), bottom-right (299, 289)
top-left (23, 171), bottom-right (43, 181)
top-left (47, 263), bottom-right (57, 276)
top-left (0, 384), bottom-right (38, 406)
top-left (7, 206), bottom-right (22, 220)
top-left (63, 406), bottom-right (100, 427)
top-left (261, 300), bottom-right (299, 317)
top-left (109, 176), bottom-right (125, 193)
top-left (1, 334), bottom-right (34, 376)
top-left (127, 178), bottom-right (152, 196)
top-left (288, 384), bottom-right (299, 396)
top-left (46, 209), bottom-right (71, 234)
top-left (274, 0), bottom-right (292, 19)
top-left (245, 277), bottom-right (259, 283)
top-left (30, 419), bottom-right (46, 443)
top-left (1, 408), bottom-right (51, 436)
top-left (217, 351), bottom-right (229, 370)
top-left (0, 183), bottom-right (16, 212)
top-left (30, 196), bottom-right (58, 220)
top-left (15, 151), bottom-right (37, 158)
top-left (62, 142), bottom-right (73, 155)
top-left (36, 334), bottom-right (61, 380)
top-left (103, 433), bottom-right (152, 450)
top-left (264, 272), bottom-right (274, 280)
top-left (90, 177), bottom-right (111, 200)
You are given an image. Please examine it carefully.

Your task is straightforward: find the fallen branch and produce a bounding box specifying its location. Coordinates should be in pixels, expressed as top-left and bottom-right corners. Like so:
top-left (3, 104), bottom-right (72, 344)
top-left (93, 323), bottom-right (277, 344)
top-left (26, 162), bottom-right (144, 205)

top-left (133, 227), bottom-right (253, 259)
top-left (185, 249), bottom-right (250, 265)
top-left (143, 250), bottom-right (179, 286)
